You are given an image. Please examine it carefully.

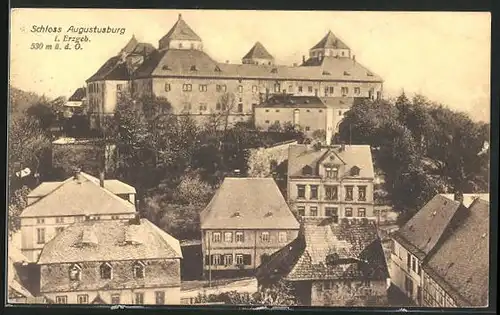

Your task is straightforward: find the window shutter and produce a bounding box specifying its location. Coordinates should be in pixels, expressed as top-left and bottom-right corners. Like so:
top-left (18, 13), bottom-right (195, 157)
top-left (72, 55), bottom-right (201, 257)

top-left (205, 255), bottom-right (210, 266)
top-left (243, 254), bottom-right (252, 265)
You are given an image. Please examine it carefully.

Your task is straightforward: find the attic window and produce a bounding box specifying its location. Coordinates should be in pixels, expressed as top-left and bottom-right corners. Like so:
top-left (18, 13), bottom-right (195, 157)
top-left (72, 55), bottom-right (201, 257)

top-left (162, 65), bottom-right (171, 70)
top-left (432, 211), bottom-right (437, 216)
top-left (133, 261), bottom-right (145, 279)
top-left (326, 253), bottom-right (339, 265)
top-left (302, 165), bottom-right (313, 176)
top-left (232, 212), bottom-right (241, 218)
top-left (69, 264), bottom-right (82, 281)
top-left (343, 71), bottom-right (351, 76)
top-left (265, 212), bottom-right (273, 217)
top-left (214, 66), bottom-right (221, 72)
top-left (80, 229), bottom-right (98, 246)
top-left (367, 72), bottom-right (374, 76)
top-left (190, 65), bottom-right (198, 71)
top-left (100, 262), bottom-right (113, 279)
top-left (322, 71), bottom-right (331, 75)
top-left (271, 68), bottom-right (278, 73)
top-left (350, 166), bottom-right (360, 176)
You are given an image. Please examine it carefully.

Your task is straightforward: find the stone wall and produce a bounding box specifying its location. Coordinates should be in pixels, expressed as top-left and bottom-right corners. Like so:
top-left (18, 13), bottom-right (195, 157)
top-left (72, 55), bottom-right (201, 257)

top-left (311, 279), bottom-right (388, 306)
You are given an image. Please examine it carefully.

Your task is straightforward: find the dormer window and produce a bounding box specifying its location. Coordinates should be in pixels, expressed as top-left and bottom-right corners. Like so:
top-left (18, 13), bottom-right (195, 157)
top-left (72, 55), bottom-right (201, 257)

top-left (343, 71), bottom-right (350, 76)
top-left (190, 65), bottom-right (197, 71)
top-left (326, 253), bottom-right (339, 266)
top-left (162, 65), bottom-right (171, 70)
top-left (322, 71), bottom-right (331, 75)
top-left (325, 167), bottom-right (338, 179)
top-left (302, 165), bottom-right (313, 176)
top-left (100, 262), bottom-right (113, 280)
top-left (69, 264), bottom-right (82, 281)
top-left (271, 68), bottom-right (278, 73)
top-left (367, 72), bottom-right (374, 76)
top-left (214, 66), bottom-right (221, 72)
top-left (350, 166), bottom-right (360, 176)
top-left (133, 261), bottom-right (145, 279)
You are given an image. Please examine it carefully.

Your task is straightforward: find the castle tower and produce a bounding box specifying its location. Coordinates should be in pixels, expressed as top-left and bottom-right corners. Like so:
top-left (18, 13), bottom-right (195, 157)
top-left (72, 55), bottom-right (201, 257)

top-left (309, 30), bottom-right (351, 60)
top-left (242, 41), bottom-right (275, 65)
top-left (158, 14), bottom-right (203, 51)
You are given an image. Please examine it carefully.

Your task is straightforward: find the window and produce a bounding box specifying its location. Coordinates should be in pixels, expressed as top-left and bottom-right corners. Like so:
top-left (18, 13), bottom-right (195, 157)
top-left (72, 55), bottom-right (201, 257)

top-left (298, 86), bottom-right (303, 92)
top-left (100, 262), bottom-right (112, 279)
top-left (297, 206), bottom-right (305, 216)
top-left (238, 85), bottom-right (243, 93)
top-left (358, 186), bottom-right (367, 201)
top-left (329, 87), bottom-right (334, 94)
top-left (135, 292), bottom-right (144, 304)
top-left (305, 126), bottom-right (310, 131)
top-left (182, 84), bottom-right (192, 92)
top-left (212, 232), bottom-right (222, 243)
top-left (325, 206), bottom-right (338, 217)
top-left (275, 109), bottom-right (280, 112)
top-left (261, 232), bottom-right (270, 242)
top-left (223, 254), bottom-right (233, 266)
top-left (338, 110), bottom-right (342, 116)
top-left (274, 83), bottom-right (280, 92)
top-left (69, 264), bottom-right (81, 281)
top-left (358, 208), bottom-right (366, 217)
top-left (324, 87), bottom-right (328, 96)
top-left (56, 227), bottom-right (64, 234)
top-left (265, 120), bottom-right (270, 124)
top-left (405, 276), bottom-right (414, 296)
top-left (261, 254), bottom-right (270, 264)
top-left (56, 217), bottom-right (64, 223)
top-left (310, 206), bottom-right (318, 217)
top-left (36, 228), bottom-right (45, 244)
top-left (297, 185), bottom-right (306, 199)
top-left (77, 294), bottom-right (89, 304)
top-left (238, 103), bottom-right (243, 113)
top-left (345, 186), bottom-right (354, 201)
top-left (407, 253), bottom-right (412, 271)
top-left (224, 232), bottom-right (233, 242)
top-left (310, 185), bottom-right (319, 199)
top-left (55, 296), bottom-right (67, 304)
top-left (341, 87), bottom-right (348, 95)
top-left (252, 85), bottom-right (258, 92)
top-left (354, 87), bottom-right (360, 95)
top-left (133, 261), bottom-right (145, 279)
top-left (278, 231), bottom-right (287, 242)
top-left (324, 281), bottom-right (331, 290)
top-left (199, 84), bottom-right (208, 92)
top-left (412, 257), bottom-right (417, 272)
top-left (153, 291), bottom-right (165, 305)
top-left (325, 167), bottom-right (338, 179)
top-left (37, 218), bottom-right (45, 224)
top-left (111, 294), bottom-right (120, 304)
top-left (199, 103), bottom-right (208, 111)
top-left (345, 207), bottom-right (353, 217)
top-left (179, 43), bottom-right (183, 49)
top-left (377, 91), bottom-right (382, 100)
top-left (235, 231), bottom-right (244, 243)
top-left (369, 88), bottom-right (374, 99)
top-left (235, 254), bottom-right (244, 265)
top-left (325, 186), bottom-right (338, 200)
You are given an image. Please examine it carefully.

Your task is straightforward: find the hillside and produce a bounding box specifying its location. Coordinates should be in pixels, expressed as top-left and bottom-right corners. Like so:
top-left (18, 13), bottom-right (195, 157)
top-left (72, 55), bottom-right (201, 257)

top-left (9, 85), bottom-right (46, 116)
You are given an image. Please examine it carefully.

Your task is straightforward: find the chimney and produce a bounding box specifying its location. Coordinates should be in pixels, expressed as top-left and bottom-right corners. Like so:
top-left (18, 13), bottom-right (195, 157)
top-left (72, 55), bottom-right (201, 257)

top-left (293, 63), bottom-right (297, 67)
top-left (353, 55), bottom-right (356, 62)
top-left (73, 167), bottom-right (82, 181)
top-left (233, 169), bottom-right (241, 177)
top-left (129, 213), bottom-right (141, 225)
top-left (99, 171), bottom-right (105, 188)
top-left (454, 191), bottom-right (464, 204)
top-left (226, 60), bottom-right (229, 64)
top-left (340, 144), bottom-right (346, 152)
top-left (178, 13), bottom-right (182, 20)
top-left (302, 55), bottom-right (306, 63)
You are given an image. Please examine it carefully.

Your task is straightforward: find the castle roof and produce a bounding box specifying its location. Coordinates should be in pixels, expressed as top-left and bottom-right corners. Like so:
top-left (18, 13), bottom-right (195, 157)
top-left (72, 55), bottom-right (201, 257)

top-left (242, 41), bottom-right (274, 60)
top-left (311, 30), bottom-right (350, 50)
top-left (159, 14), bottom-right (202, 43)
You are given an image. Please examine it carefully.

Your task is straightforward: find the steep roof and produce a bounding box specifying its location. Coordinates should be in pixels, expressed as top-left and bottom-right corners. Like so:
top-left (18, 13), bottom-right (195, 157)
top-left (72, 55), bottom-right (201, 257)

top-left (259, 95), bottom-right (364, 109)
top-left (392, 194), bottom-right (464, 260)
top-left (243, 41), bottom-right (274, 60)
top-left (424, 199), bottom-right (489, 307)
top-left (120, 35), bottom-right (139, 54)
top-left (311, 31), bottom-right (350, 50)
top-left (257, 217), bottom-right (388, 282)
top-left (37, 218), bottom-right (182, 264)
top-left (287, 144), bottom-right (375, 179)
top-left (200, 177), bottom-right (299, 230)
top-left (20, 172), bottom-right (136, 218)
top-left (8, 247), bottom-right (34, 300)
top-left (159, 14), bottom-right (202, 43)
top-left (134, 50), bottom-right (382, 82)
top-left (439, 193), bottom-right (489, 208)
top-left (68, 87), bottom-right (86, 102)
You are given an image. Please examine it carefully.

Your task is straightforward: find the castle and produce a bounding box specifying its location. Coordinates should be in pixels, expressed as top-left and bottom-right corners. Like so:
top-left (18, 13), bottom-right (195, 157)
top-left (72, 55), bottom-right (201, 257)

top-left (86, 14), bottom-right (383, 131)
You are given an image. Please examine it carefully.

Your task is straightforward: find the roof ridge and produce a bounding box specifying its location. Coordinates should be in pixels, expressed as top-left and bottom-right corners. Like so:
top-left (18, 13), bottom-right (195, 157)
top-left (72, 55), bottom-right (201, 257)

top-left (20, 176), bottom-right (76, 214)
top-left (79, 173), bottom-right (136, 212)
top-left (142, 219), bottom-right (183, 258)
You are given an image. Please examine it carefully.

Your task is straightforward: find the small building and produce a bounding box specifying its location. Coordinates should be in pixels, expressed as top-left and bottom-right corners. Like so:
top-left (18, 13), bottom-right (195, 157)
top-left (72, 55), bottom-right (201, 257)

top-left (256, 217), bottom-right (390, 306)
top-left (255, 95), bottom-right (362, 144)
top-left (19, 171), bottom-right (137, 263)
top-left (200, 177), bottom-right (300, 279)
top-left (390, 193), bottom-right (489, 306)
top-left (37, 217), bottom-right (183, 305)
top-left (242, 41), bottom-right (275, 66)
top-left (287, 144), bottom-right (376, 221)
top-left (64, 87), bottom-right (87, 119)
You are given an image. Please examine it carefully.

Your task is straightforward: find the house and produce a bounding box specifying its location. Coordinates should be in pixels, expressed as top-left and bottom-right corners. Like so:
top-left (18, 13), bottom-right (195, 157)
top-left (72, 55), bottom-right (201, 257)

top-left (287, 144), bottom-right (375, 220)
top-left (63, 87), bottom-right (87, 119)
top-left (390, 193), bottom-right (489, 306)
top-left (421, 198), bottom-right (489, 307)
top-left (19, 171), bottom-right (137, 262)
top-left (255, 217), bottom-right (390, 306)
top-left (200, 177), bottom-right (300, 278)
top-left (87, 14), bottom-right (383, 130)
top-left (36, 217), bottom-right (183, 305)
top-left (254, 95), bottom-right (364, 143)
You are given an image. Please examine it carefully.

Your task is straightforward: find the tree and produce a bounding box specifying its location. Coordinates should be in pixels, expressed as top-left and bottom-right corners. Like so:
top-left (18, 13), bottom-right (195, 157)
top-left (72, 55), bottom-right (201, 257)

top-left (206, 92), bottom-right (237, 135)
top-left (8, 185), bottom-right (30, 238)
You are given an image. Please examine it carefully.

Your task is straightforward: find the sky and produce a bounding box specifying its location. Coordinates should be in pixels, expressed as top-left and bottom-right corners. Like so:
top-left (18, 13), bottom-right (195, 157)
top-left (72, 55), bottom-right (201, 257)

top-left (10, 9), bottom-right (491, 122)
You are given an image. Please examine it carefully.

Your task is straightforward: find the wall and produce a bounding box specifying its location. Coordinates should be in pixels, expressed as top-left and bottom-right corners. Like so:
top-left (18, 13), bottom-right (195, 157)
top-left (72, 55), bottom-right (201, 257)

top-left (40, 259), bottom-right (181, 298)
top-left (255, 106), bottom-right (327, 136)
top-left (310, 49), bottom-right (351, 59)
top-left (104, 80), bottom-right (129, 114)
top-left (422, 270), bottom-right (458, 307)
top-left (390, 240), bottom-right (423, 305)
top-left (246, 141), bottom-right (298, 177)
top-left (310, 279), bottom-right (387, 306)
top-left (201, 229), bottom-right (299, 272)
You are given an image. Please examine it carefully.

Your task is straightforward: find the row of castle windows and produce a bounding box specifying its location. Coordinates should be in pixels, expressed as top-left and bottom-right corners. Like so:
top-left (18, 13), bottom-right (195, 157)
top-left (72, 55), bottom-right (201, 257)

top-left (211, 231), bottom-right (288, 243)
top-left (296, 185), bottom-right (367, 201)
top-left (296, 205), bottom-right (366, 218)
top-left (67, 261), bottom-right (146, 282)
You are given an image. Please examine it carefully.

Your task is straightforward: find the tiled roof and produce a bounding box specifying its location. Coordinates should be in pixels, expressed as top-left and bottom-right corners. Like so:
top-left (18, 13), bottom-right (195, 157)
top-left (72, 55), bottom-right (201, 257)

top-left (120, 35), bottom-right (139, 54)
top-left (159, 14), bottom-right (202, 42)
top-left (287, 144), bottom-right (375, 178)
top-left (257, 217), bottom-right (388, 282)
top-left (20, 172), bottom-right (136, 218)
top-left (68, 87), bottom-right (86, 102)
top-left (37, 218), bottom-right (182, 264)
top-left (393, 194), bottom-right (463, 260)
top-left (259, 95), bottom-right (364, 109)
top-left (134, 49), bottom-right (382, 82)
top-left (27, 177), bottom-right (135, 198)
top-left (200, 177), bottom-right (300, 230)
top-left (311, 31), bottom-right (350, 50)
top-left (243, 42), bottom-right (274, 60)
top-left (439, 193), bottom-right (489, 208)
top-left (424, 199), bottom-right (489, 307)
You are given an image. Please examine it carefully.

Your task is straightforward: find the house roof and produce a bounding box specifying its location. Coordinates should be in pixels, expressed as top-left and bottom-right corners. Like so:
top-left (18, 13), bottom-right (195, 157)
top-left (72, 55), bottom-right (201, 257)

top-left (121, 35), bottom-right (139, 54)
top-left (37, 218), bottom-right (182, 264)
top-left (243, 41), bottom-right (274, 60)
top-left (311, 31), bottom-right (350, 50)
top-left (8, 250), bottom-right (34, 299)
top-left (134, 49), bottom-right (382, 82)
top-left (159, 14), bottom-right (202, 43)
top-left (439, 193), bottom-right (489, 208)
top-left (257, 217), bottom-right (389, 282)
top-left (424, 199), bottom-right (489, 307)
top-left (200, 177), bottom-right (299, 230)
top-left (20, 172), bottom-right (136, 218)
top-left (259, 95), bottom-right (364, 109)
top-left (392, 194), bottom-right (463, 260)
top-left (68, 87), bottom-right (86, 102)
top-left (287, 144), bottom-right (375, 179)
